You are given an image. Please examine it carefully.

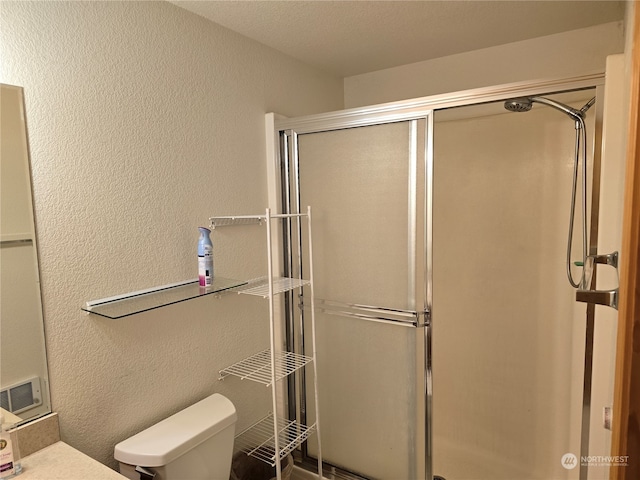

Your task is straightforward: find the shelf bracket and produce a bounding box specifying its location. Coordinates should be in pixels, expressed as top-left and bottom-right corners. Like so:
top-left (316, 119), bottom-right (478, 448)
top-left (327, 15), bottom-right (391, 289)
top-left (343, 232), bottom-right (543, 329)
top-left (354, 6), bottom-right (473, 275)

top-left (209, 216), bottom-right (264, 229)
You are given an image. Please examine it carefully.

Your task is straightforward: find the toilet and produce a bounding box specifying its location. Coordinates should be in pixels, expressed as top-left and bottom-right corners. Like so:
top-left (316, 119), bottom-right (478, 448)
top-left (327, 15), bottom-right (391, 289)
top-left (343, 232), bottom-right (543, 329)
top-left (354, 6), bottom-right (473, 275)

top-left (114, 393), bottom-right (237, 480)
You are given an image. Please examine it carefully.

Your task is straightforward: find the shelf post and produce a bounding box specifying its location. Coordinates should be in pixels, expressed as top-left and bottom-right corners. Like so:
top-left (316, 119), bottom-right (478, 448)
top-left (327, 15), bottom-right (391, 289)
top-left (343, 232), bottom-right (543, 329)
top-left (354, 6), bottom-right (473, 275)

top-left (265, 207), bottom-right (282, 480)
top-left (306, 206), bottom-right (323, 479)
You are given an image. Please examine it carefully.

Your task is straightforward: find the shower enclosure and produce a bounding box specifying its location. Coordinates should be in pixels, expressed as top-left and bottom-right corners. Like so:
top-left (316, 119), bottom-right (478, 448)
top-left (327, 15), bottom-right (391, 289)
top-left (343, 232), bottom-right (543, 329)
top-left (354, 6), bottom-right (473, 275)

top-left (270, 74), bottom-right (605, 480)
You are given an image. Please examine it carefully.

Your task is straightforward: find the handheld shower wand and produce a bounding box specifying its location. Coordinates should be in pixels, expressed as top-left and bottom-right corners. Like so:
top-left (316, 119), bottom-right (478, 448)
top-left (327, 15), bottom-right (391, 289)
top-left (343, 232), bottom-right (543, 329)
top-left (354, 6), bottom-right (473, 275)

top-left (503, 95), bottom-right (596, 288)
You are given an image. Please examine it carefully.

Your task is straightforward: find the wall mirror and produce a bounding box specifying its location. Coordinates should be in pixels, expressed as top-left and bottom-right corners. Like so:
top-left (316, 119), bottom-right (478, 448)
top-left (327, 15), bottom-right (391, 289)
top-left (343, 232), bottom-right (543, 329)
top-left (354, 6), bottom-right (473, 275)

top-left (1, 83), bottom-right (51, 425)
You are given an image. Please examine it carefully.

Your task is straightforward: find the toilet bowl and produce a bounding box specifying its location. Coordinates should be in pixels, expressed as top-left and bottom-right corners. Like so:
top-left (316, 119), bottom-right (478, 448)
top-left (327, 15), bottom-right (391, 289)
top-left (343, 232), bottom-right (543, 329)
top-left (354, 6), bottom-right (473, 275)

top-left (114, 393), bottom-right (237, 480)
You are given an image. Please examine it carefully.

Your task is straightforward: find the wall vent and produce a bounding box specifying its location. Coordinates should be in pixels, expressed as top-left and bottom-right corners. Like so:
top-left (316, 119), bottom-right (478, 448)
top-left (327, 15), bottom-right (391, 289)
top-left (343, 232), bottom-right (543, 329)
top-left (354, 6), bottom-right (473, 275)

top-left (0, 377), bottom-right (42, 415)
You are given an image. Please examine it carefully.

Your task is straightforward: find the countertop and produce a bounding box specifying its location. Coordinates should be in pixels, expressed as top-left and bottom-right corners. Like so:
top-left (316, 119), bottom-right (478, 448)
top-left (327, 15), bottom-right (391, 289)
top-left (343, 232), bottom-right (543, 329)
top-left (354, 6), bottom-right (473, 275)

top-left (18, 441), bottom-right (127, 479)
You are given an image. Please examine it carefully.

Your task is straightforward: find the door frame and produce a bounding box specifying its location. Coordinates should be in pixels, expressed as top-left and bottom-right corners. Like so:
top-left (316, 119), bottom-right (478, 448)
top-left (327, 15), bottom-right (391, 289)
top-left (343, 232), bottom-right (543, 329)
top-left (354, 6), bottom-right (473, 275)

top-left (610, 3), bottom-right (640, 478)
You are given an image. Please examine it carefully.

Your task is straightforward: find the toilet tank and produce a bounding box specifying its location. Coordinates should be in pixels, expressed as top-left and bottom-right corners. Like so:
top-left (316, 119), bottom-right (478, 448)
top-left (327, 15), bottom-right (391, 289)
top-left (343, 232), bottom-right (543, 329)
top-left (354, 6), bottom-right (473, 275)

top-left (115, 393), bottom-right (237, 480)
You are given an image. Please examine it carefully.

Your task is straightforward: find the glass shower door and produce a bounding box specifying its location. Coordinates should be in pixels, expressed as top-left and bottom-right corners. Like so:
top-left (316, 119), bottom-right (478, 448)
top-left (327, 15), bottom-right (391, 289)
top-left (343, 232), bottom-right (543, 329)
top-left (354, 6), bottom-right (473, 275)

top-left (287, 119), bottom-right (429, 479)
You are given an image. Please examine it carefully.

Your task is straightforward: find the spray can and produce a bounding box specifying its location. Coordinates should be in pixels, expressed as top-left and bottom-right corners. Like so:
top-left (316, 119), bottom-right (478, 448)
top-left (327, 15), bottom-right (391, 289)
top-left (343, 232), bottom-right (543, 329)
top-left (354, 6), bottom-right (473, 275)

top-left (198, 227), bottom-right (213, 287)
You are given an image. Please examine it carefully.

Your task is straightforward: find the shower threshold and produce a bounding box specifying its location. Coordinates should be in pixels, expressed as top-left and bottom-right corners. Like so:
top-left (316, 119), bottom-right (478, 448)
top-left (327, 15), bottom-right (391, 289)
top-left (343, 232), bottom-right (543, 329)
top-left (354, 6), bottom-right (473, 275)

top-left (292, 455), bottom-right (367, 480)
top-left (293, 456), bottom-right (446, 480)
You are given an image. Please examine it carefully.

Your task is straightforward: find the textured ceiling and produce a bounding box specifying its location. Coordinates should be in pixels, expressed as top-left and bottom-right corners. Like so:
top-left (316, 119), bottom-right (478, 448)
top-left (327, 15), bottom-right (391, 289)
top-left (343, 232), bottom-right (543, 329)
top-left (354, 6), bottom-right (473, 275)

top-left (170, 0), bottom-right (626, 77)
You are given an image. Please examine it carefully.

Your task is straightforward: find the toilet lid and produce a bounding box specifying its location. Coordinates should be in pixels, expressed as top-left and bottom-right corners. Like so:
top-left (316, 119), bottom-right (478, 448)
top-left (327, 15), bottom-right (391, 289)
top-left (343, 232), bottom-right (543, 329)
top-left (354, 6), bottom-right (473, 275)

top-left (114, 393), bottom-right (237, 467)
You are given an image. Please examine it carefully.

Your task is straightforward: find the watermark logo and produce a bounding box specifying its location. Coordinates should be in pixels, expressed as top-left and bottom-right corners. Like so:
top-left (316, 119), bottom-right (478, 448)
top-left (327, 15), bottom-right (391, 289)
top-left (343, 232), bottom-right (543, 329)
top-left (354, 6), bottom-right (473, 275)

top-left (561, 453), bottom-right (578, 470)
top-left (561, 453), bottom-right (630, 469)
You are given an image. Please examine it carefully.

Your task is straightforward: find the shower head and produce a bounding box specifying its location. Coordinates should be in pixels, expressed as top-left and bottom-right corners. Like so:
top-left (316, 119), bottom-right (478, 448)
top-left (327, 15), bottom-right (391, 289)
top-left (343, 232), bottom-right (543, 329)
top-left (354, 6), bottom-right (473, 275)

top-left (503, 95), bottom-right (587, 121)
top-left (503, 98), bottom-right (533, 113)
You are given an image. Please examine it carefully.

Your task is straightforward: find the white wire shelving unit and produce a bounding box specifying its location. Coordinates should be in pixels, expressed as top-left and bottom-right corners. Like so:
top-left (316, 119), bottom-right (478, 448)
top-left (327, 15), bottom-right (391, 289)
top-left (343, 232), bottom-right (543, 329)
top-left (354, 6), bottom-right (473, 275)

top-left (211, 207), bottom-right (323, 480)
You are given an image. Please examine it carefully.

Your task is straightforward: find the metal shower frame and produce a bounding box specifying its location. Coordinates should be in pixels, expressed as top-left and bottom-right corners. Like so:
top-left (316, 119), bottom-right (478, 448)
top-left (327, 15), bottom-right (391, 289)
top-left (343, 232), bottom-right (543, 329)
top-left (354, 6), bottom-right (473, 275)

top-left (268, 71), bottom-right (606, 480)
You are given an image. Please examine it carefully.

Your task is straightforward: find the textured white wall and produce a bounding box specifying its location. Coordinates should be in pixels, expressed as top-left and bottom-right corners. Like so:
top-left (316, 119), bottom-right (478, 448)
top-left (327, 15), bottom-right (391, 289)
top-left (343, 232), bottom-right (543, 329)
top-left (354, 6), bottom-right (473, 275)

top-left (344, 21), bottom-right (625, 108)
top-left (0, 0), bottom-right (343, 469)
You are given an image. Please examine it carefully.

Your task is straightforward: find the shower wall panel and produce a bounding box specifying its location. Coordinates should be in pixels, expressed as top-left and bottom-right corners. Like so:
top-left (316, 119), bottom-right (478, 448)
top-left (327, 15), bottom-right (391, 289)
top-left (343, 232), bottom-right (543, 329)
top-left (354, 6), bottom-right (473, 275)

top-left (432, 103), bottom-right (594, 480)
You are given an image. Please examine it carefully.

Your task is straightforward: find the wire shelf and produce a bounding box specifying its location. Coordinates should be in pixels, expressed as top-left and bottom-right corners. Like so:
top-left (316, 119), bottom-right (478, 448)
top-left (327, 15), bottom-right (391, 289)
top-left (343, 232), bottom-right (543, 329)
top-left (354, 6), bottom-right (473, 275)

top-left (234, 413), bottom-right (316, 466)
top-left (238, 277), bottom-right (309, 297)
top-left (219, 349), bottom-right (313, 386)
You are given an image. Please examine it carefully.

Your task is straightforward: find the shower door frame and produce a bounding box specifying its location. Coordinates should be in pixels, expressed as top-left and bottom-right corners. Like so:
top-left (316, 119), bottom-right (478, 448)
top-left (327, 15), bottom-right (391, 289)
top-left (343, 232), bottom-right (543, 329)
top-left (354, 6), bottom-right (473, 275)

top-left (268, 71), bottom-right (606, 480)
top-left (278, 117), bottom-right (434, 480)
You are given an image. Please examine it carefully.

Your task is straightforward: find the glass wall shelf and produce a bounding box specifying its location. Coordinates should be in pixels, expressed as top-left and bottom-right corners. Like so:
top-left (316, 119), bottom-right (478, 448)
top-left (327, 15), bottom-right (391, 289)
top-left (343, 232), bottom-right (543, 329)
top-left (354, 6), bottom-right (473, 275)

top-left (81, 276), bottom-right (246, 319)
top-left (238, 277), bottom-right (310, 298)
